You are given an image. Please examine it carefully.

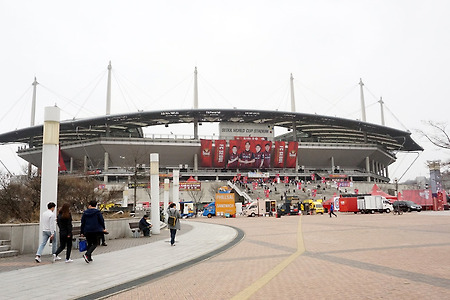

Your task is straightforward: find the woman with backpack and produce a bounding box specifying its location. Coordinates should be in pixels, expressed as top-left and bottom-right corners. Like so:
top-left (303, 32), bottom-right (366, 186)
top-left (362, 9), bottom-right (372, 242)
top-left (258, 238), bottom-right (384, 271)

top-left (167, 203), bottom-right (181, 246)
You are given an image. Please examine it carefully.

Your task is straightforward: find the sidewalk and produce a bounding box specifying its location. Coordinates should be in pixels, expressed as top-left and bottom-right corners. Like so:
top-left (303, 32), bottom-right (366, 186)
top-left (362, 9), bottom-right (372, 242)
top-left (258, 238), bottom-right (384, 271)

top-left (0, 221), bottom-right (238, 299)
top-left (109, 212), bottom-right (450, 300)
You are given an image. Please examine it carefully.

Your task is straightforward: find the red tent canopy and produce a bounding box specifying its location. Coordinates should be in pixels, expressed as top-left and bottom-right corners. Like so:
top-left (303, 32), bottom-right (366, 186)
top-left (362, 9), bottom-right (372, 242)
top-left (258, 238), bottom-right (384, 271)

top-left (371, 184), bottom-right (397, 200)
top-left (322, 193), bottom-right (337, 210)
top-left (187, 176), bottom-right (197, 182)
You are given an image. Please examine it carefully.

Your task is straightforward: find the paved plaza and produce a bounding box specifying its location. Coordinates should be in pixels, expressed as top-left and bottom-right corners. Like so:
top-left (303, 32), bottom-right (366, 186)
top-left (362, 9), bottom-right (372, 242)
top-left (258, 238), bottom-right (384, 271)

top-left (1, 211), bottom-right (450, 299)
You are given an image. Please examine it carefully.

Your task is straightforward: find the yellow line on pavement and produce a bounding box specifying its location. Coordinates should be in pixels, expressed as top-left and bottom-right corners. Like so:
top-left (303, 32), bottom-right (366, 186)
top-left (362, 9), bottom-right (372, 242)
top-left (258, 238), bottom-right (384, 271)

top-left (231, 218), bottom-right (305, 300)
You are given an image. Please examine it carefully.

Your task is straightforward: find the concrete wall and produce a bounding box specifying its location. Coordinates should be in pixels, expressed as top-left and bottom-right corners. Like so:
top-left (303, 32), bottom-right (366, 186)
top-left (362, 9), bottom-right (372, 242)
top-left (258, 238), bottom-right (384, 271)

top-left (0, 218), bottom-right (140, 255)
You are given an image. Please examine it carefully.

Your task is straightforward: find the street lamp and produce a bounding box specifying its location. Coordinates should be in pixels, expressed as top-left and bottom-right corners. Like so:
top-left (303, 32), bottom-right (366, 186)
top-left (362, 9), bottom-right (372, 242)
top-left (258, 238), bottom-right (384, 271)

top-left (394, 178), bottom-right (398, 197)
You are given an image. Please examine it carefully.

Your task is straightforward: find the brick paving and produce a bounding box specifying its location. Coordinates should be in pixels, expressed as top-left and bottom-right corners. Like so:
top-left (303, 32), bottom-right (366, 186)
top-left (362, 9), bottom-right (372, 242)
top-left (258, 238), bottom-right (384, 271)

top-left (107, 212), bottom-right (450, 300)
top-left (2, 212), bottom-right (450, 299)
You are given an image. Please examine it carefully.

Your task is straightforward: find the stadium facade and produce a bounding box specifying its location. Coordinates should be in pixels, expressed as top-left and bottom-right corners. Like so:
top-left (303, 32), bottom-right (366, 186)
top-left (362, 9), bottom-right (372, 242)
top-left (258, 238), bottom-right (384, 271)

top-left (0, 66), bottom-right (422, 185)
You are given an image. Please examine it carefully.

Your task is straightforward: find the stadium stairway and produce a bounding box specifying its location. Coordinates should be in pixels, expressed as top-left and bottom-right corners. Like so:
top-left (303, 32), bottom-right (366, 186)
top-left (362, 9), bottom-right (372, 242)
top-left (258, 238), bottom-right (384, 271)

top-left (227, 181), bottom-right (253, 202)
top-left (0, 240), bottom-right (18, 258)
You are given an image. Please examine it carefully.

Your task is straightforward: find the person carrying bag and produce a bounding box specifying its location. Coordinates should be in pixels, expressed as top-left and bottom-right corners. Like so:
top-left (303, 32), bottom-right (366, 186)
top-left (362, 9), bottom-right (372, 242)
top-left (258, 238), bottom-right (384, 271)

top-left (167, 203), bottom-right (181, 246)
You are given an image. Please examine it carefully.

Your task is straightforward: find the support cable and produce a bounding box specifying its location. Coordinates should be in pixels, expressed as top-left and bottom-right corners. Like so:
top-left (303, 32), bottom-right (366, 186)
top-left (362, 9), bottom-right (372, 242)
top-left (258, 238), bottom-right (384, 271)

top-left (198, 73), bottom-right (235, 109)
top-left (0, 85), bottom-right (32, 124)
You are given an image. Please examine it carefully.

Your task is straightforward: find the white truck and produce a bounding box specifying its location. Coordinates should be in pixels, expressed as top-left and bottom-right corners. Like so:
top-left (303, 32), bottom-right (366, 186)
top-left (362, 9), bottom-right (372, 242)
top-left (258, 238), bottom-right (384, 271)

top-left (357, 195), bottom-right (393, 214)
top-left (243, 199), bottom-right (277, 217)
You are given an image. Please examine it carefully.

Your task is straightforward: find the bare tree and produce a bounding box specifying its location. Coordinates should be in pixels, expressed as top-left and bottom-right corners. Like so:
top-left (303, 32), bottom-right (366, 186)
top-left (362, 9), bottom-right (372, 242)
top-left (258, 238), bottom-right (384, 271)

top-left (209, 182), bottom-right (222, 198)
top-left (186, 188), bottom-right (205, 208)
top-left (418, 121), bottom-right (450, 150)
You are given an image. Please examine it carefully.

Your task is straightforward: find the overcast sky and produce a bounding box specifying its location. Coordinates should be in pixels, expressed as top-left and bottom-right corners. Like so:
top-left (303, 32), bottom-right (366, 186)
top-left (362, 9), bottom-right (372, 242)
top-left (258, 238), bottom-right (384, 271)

top-left (1, 0), bottom-right (449, 181)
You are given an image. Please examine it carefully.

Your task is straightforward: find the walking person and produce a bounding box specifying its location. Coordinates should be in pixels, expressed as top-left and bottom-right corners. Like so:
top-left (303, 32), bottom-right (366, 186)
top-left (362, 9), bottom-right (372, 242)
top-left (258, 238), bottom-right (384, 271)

top-left (35, 202), bottom-right (59, 263)
top-left (329, 203), bottom-right (337, 218)
top-left (54, 203), bottom-right (73, 263)
top-left (80, 200), bottom-right (108, 263)
top-left (167, 203), bottom-right (181, 246)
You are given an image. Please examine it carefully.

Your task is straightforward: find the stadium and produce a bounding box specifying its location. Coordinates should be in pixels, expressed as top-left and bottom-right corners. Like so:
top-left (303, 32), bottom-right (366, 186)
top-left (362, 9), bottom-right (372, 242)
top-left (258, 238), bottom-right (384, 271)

top-left (0, 65), bottom-right (423, 204)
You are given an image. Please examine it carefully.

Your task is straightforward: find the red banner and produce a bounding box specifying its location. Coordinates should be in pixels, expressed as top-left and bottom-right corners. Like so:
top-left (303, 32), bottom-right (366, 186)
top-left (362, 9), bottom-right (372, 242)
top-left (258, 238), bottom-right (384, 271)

top-left (285, 142), bottom-right (298, 168)
top-left (58, 147), bottom-right (67, 172)
top-left (214, 140), bottom-right (226, 168)
top-left (253, 142), bottom-right (265, 169)
top-left (273, 141), bottom-right (285, 168)
top-left (227, 140), bottom-right (240, 169)
top-left (200, 139), bottom-right (213, 167)
top-left (238, 140), bottom-right (256, 169)
top-left (262, 141), bottom-right (272, 169)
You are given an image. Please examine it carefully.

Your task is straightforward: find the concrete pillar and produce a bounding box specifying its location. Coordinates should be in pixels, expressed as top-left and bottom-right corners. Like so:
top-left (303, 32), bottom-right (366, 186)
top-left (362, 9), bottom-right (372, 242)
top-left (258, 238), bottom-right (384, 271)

top-left (39, 106), bottom-right (60, 255)
top-left (83, 155), bottom-right (88, 173)
top-left (150, 153), bottom-right (160, 234)
top-left (123, 186), bottom-right (129, 207)
top-left (331, 156), bottom-right (335, 173)
top-left (69, 157), bottom-right (73, 174)
top-left (194, 153), bottom-right (198, 180)
top-left (365, 157), bottom-right (371, 182)
top-left (103, 152), bottom-right (109, 183)
top-left (173, 169), bottom-right (180, 209)
top-left (164, 178), bottom-right (169, 222)
top-left (385, 166), bottom-right (389, 179)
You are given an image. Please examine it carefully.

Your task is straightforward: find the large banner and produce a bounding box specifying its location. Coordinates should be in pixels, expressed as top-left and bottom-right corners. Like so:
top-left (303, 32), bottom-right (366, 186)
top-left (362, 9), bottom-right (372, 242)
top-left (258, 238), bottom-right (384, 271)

top-left (261, 141), bottom-right (272, 169)
top-left (219, 122), bottom-right (274, 140)
top-left (200, 139), bottom-right (213, 167)
top-left (227, 140), bottom-right (240, 169)
top-left (285, 141), bottom-right (298, 168)
top-left (179, 181), bottom-right (201, 191)
top-left (214, 139), bottom-right (227, 168)
top-left (238, 140), bottom-right (255, 169)
top-left (273, 141), bottom-right (285, 168)
top-left (225, 139), bottom-right (272, 169)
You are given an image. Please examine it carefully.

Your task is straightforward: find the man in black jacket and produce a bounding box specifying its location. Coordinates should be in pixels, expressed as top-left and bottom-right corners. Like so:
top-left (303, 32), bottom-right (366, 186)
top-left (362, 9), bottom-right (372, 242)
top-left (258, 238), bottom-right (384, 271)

top-left (81, 200), bottom-right (108, 263)
top-left (139, 215), bottom-right (152, 237)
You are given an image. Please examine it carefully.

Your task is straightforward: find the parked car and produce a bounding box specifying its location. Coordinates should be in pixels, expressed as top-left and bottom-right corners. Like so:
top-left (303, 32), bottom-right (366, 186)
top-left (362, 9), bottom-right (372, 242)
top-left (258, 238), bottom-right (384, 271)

top-left (393, 200), bottom-right (422, 212)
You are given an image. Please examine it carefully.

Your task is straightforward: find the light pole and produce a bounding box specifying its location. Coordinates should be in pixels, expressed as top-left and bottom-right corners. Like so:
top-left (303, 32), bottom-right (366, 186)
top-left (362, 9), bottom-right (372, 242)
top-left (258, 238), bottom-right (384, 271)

top-left (394, 178), bottom-right (398, 197)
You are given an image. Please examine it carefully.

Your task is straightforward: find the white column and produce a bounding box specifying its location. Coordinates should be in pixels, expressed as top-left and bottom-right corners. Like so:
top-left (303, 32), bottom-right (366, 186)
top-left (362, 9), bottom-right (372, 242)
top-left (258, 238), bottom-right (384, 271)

top-left (103, 152), bottom-right (109, 183)
top-left (359, 78), bottom-right (367, 122)
top-left (123, 186), bottom-right (129, 207)
top-left (39, 106), bottom-right (60, 255)
top-left (193, 67), bottom-right (199, 139)
top-left (290, 73), bottom-right (296, 112)
top-left (164, 178), bottom-right (169, 222)
top-left (150, 153), bottom-right (160, 234)
top-left (69, 157), bottom-right (73, 173)
top-left (84, 156), bottom-right (88, 173)
top-left (365, 156), bottom-right (371, 182)
top-left (173, 169), bottom-right (180, 209)
top-left (379, 97), bottom-right (385, 126)
top-left (194, 153), bottom-right (198, 180)
top-left (106, 61), bottom-right (112, 115)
